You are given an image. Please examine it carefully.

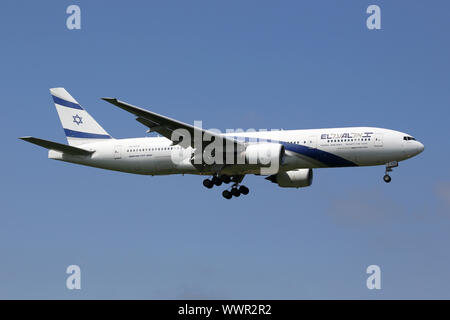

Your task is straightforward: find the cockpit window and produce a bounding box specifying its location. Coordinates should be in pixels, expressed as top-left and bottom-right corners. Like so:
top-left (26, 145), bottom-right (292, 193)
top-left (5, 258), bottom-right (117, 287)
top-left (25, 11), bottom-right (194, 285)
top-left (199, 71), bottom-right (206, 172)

top-left (403, 136), bottom-right (416, 141)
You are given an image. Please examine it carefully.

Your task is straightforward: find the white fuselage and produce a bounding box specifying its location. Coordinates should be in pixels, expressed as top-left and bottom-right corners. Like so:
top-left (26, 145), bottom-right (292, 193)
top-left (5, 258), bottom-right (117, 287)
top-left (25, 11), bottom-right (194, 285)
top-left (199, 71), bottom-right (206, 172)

top-left (48, 127), bottom-right (424, 176)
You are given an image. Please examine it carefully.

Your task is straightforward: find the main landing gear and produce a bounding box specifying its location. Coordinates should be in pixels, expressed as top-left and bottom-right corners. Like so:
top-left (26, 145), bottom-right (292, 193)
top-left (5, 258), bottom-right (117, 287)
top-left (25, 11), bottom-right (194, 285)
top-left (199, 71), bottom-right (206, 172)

top-left (202, 175), bottom-right (231, 188)
top-left (222, 185), bottom-right (249, 199)
top-left (203, 175), bottom-right (249, 199)
top-left (383, 161), bottom-right (398, 183)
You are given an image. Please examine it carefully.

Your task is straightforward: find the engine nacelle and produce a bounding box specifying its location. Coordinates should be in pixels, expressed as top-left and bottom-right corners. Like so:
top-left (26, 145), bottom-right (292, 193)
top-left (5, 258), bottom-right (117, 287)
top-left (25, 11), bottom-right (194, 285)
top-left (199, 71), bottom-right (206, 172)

top-left (244, 143), bottom-right (285, 175)
top-left (266, 169), bottom-right (313, 188)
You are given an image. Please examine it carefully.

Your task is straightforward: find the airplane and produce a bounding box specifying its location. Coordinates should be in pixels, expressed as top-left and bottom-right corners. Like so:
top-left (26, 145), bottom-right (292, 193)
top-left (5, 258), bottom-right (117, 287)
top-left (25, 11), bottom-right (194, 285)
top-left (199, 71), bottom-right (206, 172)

top-left (20, 88), bottom-right (424, 199)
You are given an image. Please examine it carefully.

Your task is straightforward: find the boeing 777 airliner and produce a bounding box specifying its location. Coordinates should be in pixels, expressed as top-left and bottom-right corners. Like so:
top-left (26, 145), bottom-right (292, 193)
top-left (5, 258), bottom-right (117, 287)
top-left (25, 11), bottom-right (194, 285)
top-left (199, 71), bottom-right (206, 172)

top-left (20, 88), bottom-right (424, 199)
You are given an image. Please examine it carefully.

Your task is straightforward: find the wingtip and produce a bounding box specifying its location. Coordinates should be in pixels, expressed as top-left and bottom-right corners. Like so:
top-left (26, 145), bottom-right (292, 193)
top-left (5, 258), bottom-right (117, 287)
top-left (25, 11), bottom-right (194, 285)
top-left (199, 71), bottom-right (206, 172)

top-left (19, 136), bottom-right (32, 141)
top-left (102, 97), bottom-right (117, 102)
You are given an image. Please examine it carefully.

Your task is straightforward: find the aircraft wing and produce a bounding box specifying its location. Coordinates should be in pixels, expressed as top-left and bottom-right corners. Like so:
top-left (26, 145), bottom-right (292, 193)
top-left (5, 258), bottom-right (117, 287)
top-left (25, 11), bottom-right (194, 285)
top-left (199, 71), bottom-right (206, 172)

top-left (102, 98), bottom-right (244, 151)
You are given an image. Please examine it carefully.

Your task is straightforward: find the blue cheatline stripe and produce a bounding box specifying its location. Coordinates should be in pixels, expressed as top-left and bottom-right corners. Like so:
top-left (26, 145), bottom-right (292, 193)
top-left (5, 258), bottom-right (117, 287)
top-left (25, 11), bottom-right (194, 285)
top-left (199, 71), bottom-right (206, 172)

top-left (281, 142), bottom-right (357, 167)
top-left (64, 129), bottom-right (112, 139)
top-left (228, 136), bottom-right (357, 167)
top-left (52, 95), bottom-right (83, 110)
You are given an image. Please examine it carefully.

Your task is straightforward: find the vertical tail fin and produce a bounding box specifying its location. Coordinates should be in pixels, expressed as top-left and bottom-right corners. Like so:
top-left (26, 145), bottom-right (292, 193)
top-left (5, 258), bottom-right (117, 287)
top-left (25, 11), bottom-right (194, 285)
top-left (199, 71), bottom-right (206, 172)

top-left (50, 88), bottom-right (113, 146)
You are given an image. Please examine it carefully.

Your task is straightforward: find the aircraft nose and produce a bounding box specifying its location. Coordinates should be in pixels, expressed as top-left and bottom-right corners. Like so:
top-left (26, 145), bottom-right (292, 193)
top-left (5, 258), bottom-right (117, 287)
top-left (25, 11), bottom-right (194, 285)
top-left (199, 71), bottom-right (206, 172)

top-left (417, 141), bottom-right (424, 154)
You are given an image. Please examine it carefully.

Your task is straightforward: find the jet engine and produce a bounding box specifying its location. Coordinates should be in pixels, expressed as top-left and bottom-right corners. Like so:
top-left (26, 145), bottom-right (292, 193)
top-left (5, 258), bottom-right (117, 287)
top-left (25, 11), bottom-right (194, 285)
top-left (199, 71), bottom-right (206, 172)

top-left (266, 169), bottom-right (313, 188)
top-left (244, 143), bottom-right (285, 175)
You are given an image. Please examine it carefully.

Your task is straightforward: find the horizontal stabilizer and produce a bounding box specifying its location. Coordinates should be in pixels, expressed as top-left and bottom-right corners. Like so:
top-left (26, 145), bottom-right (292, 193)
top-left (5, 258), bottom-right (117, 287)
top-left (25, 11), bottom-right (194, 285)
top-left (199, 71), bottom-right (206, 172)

top-left (19, 137), bottom-right (94, 156)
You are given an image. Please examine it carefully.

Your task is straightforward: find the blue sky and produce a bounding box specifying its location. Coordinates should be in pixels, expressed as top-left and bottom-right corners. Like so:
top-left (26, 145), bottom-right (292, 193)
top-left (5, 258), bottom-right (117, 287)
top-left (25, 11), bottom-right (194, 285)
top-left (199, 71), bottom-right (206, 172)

top-left (1, 0), bottom-right (449, 299)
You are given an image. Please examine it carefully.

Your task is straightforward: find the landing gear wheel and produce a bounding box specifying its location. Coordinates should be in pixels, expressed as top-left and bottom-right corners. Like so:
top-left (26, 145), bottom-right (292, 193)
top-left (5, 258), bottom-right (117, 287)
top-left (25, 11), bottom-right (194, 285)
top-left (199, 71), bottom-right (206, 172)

top-left (222, 190), bottom-right (232, 199)
top-left (239, 185), bottom-right (249, 195)
top-left (383, 161), bottom-right (397, 184)
top-left (220, 175), bottom-right (231, 184)
top-left (212, 176), bottom-right (222, 186)
top-left (231, 187), bottom-right (240, 197)
top-left (203, 179), bottom-right (213, 189)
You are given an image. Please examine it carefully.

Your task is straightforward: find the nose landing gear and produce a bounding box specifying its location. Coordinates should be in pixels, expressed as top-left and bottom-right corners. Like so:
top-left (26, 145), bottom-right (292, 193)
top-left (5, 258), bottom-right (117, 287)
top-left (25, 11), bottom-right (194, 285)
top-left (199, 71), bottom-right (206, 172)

top-left (383, 161), bottom-right (398, 183)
